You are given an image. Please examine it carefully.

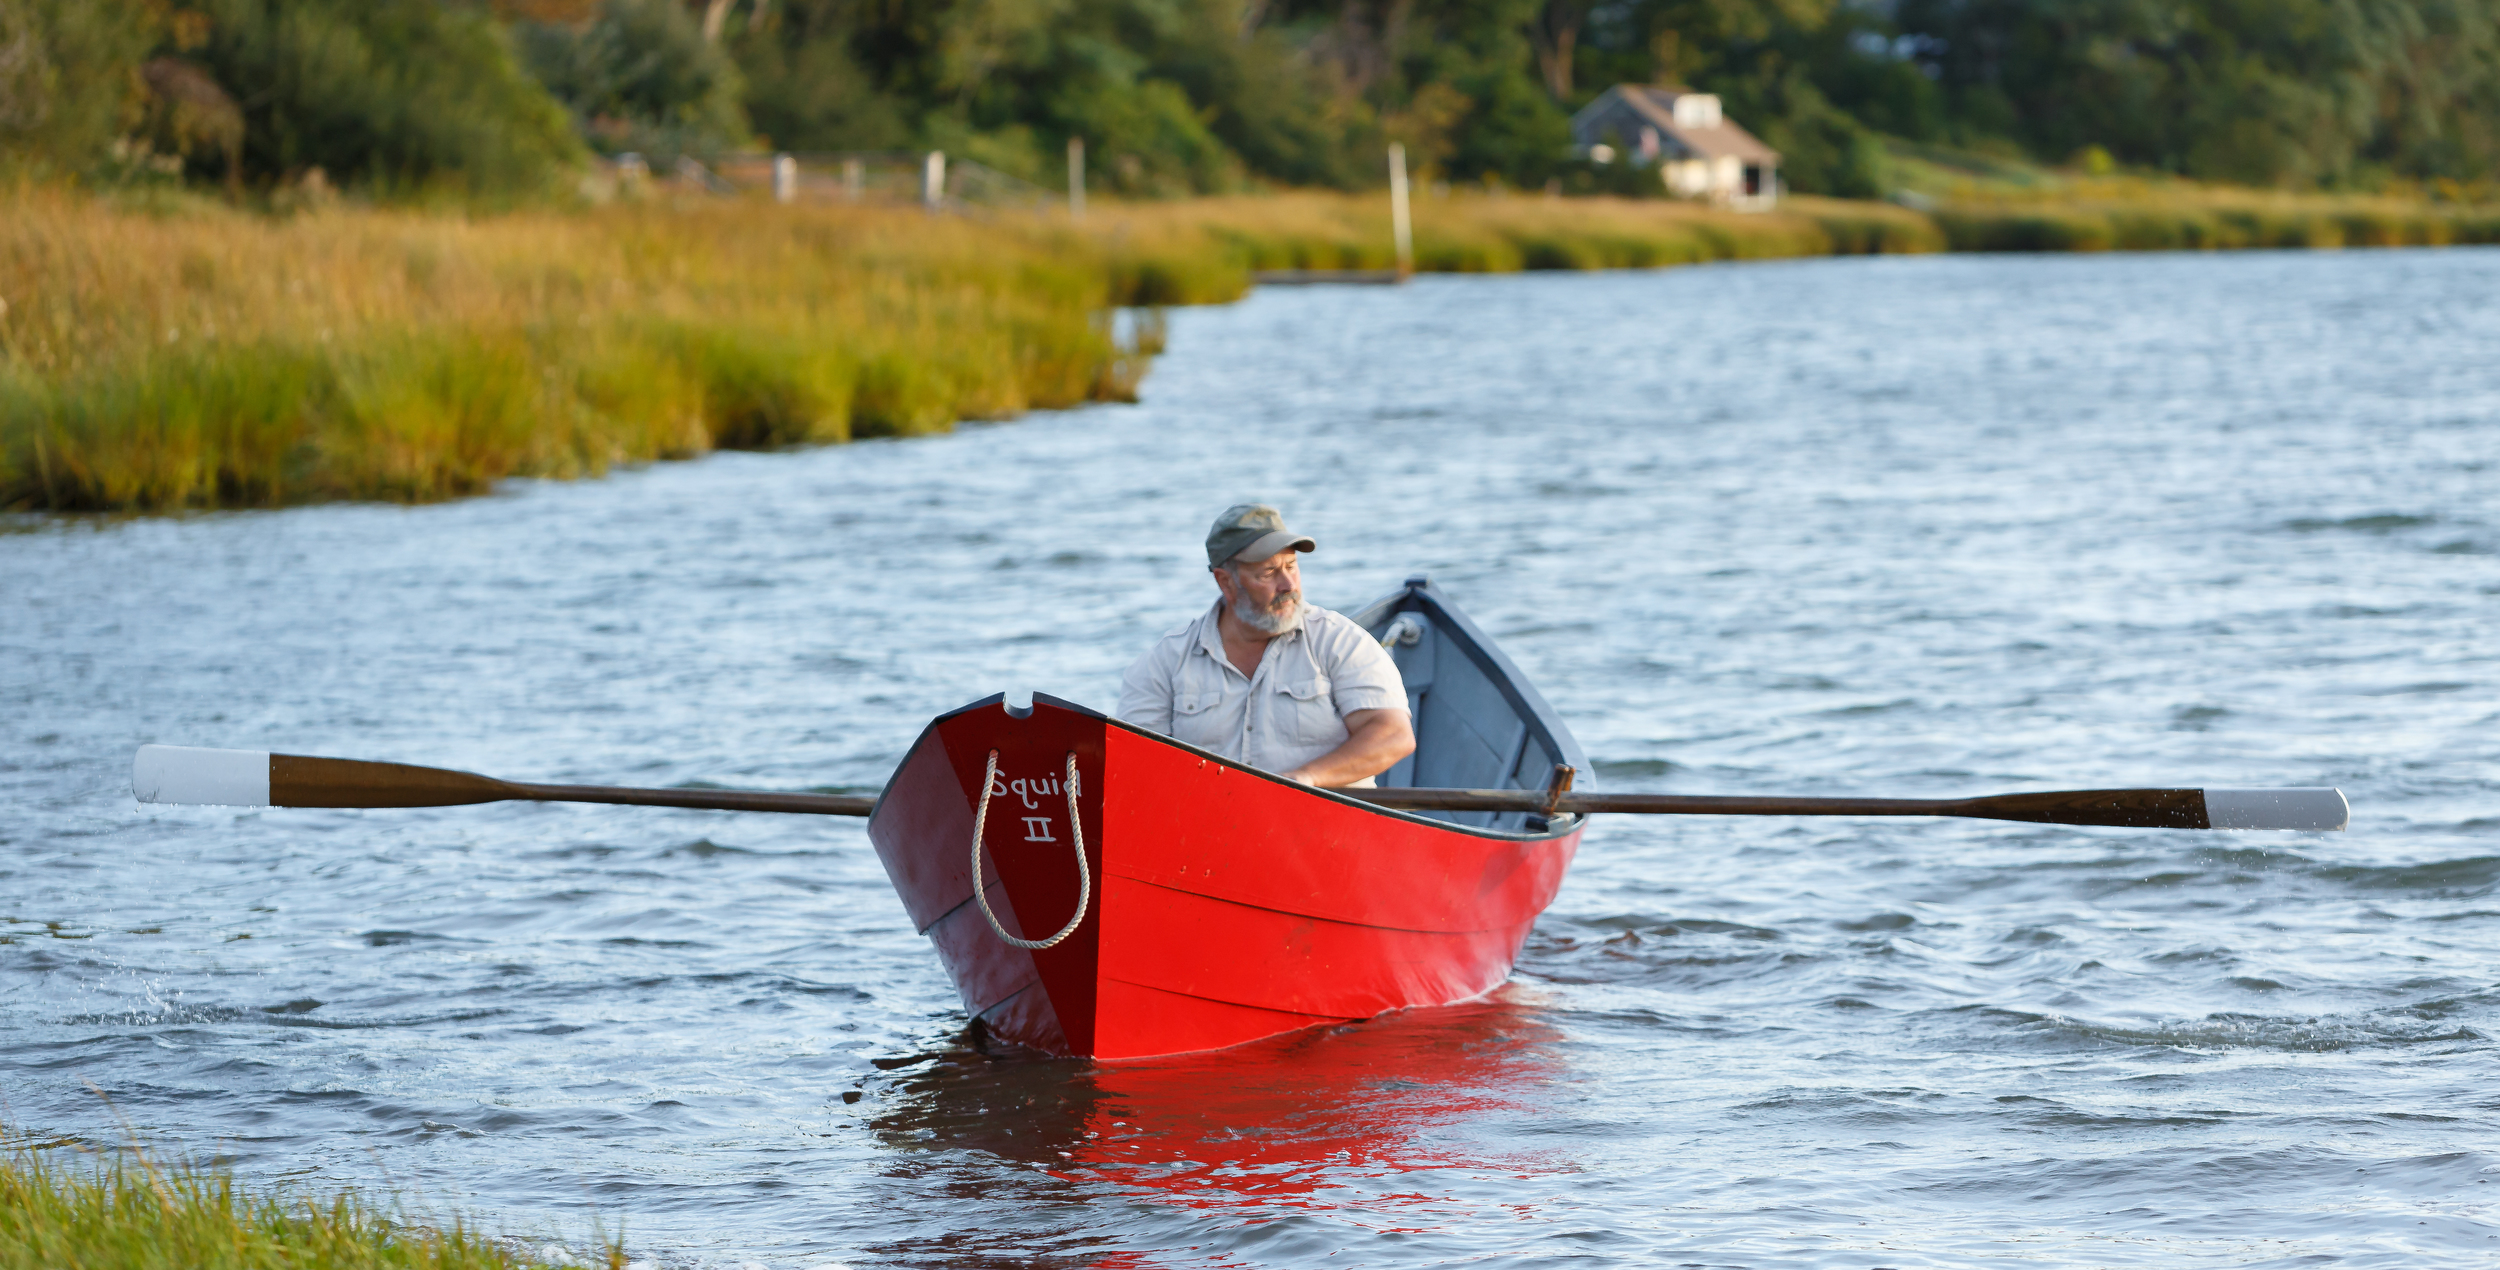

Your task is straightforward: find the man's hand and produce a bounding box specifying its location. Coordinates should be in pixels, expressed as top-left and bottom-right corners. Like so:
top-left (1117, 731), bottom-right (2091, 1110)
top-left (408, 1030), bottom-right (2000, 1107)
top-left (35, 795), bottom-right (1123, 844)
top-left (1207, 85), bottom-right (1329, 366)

top-left (1284, 708), bottom-right (1416, 788)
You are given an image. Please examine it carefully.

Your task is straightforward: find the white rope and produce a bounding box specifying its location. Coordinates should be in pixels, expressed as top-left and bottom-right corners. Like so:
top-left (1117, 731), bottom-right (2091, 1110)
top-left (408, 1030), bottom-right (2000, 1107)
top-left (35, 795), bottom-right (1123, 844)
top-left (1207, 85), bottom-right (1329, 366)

top-left (971, 749), bottom-right (1091, 950)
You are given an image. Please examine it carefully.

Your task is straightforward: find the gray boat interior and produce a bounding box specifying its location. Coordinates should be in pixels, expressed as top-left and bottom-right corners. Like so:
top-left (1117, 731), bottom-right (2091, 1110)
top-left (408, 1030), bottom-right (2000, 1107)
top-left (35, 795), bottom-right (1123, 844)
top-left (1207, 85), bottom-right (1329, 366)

top-left (1347, 576), bottom-right (1591, 835)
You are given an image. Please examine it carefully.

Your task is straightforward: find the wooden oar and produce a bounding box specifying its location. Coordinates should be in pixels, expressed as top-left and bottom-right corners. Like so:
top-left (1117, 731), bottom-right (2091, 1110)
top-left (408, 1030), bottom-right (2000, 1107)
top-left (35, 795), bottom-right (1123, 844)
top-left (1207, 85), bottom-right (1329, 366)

top-left (1344, 786), bottom-right (2347, 830)
top-left (132, 745), bottom-right (874, 816)
top-left (133, 745), bottom-right (2347, 831)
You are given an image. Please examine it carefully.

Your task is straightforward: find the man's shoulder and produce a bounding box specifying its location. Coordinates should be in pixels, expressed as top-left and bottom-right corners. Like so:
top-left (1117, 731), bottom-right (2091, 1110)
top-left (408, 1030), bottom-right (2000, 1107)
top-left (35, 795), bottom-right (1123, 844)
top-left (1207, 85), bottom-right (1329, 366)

top-left (1300, 607), bottom-right (1386, 661)
top-left (1298, 607), bottom-right (1402, 700)
top-left (1300, 605), bottom-right (1367, 639)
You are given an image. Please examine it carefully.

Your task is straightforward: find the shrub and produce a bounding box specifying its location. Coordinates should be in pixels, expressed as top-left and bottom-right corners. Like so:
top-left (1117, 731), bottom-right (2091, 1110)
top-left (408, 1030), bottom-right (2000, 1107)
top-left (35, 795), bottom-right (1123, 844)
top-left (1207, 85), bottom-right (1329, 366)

top-left (0, 0), bottom-right (159, 180)
top-left (515, 0), bottom-right (749, 160)
top-left (186, 0), bottom-right (581, 195)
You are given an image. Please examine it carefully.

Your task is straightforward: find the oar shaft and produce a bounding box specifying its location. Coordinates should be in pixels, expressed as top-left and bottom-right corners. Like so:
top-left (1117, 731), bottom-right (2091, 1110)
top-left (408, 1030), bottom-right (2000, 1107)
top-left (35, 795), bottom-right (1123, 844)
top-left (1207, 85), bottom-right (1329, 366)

top-left (1347, 788), bottom-right (1962, 817)
top-left (1342, 785), bottom-right (2346, 830)
top-left (135, 747), bottom-right (2345, 830)
top-left (134, 747), bottom-right (876, 817)
top-left (502, 782), bottom-right (876, 816)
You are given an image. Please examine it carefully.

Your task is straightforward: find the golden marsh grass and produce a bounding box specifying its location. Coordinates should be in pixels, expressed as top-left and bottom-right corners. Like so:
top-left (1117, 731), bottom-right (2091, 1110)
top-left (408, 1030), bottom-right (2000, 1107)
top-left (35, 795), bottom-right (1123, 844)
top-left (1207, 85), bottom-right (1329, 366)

top-left (1927, 179), bottom-right (2500, 251)
top-left (5, 184), bottom-right (2490, 514)
top-left (0, 189), bottom-right (1164, 511)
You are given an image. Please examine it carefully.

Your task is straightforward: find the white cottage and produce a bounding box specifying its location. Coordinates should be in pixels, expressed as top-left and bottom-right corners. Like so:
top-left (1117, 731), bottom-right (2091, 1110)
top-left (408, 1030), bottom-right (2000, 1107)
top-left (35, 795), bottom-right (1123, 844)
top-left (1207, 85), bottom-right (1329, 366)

top-left (1570, 85), bottom-right (1780, 210)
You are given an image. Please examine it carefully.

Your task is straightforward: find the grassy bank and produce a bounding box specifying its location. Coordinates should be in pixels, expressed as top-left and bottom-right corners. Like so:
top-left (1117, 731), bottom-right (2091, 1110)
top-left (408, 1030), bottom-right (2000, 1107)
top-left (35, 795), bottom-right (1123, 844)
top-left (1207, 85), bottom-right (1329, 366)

top-left (1088, 192), bottom-right (1941, 296)
top-left (0, 188), bottom-right (1935, 513)
top-left (1929, 185), bottom-right (2500, 252)
top-left (0, 1136), bottom-right (598, 1270)
top-left (0, 188), bottom-right (1172, 512)
top-left (5, 184), bottom-right (2492, 514)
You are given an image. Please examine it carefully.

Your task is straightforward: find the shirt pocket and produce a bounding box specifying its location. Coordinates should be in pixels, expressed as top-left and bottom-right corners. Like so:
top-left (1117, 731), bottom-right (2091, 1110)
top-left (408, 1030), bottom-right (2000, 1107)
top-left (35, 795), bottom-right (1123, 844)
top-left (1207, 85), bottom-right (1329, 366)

top-left (1172, 660), bottom-right (1227, 725)
top-left (1279, 676), bottom-right (1345, 746)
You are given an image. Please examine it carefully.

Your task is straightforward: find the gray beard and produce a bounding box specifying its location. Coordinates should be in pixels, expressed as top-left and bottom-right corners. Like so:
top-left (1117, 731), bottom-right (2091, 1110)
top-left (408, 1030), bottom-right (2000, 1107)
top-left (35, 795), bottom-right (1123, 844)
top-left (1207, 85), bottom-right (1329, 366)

top-left (1232, 591), bottom-right (1305, 636)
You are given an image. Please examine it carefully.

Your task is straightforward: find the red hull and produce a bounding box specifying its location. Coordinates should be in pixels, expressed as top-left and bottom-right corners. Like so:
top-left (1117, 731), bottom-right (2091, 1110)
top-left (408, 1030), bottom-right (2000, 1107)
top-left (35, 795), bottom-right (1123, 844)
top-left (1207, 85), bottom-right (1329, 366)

top-left (866, 695), bottom-right (1582, 1059)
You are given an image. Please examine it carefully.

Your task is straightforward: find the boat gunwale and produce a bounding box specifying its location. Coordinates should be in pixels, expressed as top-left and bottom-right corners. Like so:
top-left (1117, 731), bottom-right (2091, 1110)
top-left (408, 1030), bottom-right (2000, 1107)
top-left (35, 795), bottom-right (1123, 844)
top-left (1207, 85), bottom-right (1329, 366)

top-left (874, 575), bottom-right (1591, 847)
top-left (881, 691), bottom-right (1581, 845)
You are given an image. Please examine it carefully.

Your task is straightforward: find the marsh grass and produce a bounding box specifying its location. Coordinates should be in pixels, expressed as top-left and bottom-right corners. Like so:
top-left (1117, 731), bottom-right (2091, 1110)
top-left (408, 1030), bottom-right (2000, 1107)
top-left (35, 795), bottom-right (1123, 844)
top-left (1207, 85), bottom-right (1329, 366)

top-left (6, 183), bottom-right (2487, 514)
top-left (0, 1134), bottom-right (603, 1270)
top-left (1928, 180), bottom-right (2500, 252)
top-left (1091, 192), bottom-right (1943, 284)
top-left (0, 189), bottom-right (1158, 511)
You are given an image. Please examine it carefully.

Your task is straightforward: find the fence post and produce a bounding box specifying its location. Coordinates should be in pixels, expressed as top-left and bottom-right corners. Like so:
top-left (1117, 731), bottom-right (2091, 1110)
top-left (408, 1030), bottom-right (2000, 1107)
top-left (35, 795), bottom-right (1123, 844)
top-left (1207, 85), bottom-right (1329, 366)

top-left (1067, 136), bottom-right (1086, 222)
top-left (842, 157), bottom-right (863, 202)
top-left (772, 153), bottom-right (796, 203)
top-left (923, 151), bottom-right (946, 212)
top-left (1387, 142), bottom-right (1413, 278)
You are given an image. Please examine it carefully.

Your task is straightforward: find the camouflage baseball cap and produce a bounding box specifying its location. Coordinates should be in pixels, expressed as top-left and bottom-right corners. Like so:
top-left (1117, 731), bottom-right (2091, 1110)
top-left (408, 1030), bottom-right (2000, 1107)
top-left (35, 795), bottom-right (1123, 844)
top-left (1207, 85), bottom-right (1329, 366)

top-left (1205, 503), bottom-right (1317, 568)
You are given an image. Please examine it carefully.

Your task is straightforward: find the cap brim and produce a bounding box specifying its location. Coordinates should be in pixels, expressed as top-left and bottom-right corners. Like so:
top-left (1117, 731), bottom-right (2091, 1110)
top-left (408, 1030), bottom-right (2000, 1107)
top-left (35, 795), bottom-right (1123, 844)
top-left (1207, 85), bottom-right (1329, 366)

top-left (1235, 530), bottom-right (1317, 563)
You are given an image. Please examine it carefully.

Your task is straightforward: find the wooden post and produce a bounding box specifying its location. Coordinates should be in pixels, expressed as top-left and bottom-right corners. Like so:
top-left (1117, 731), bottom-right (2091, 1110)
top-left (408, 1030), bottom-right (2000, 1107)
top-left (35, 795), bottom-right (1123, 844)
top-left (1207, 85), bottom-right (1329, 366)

top-left (1387, 142), bottom-right (1413, 279)
top-left (923, 150), bottom-right (945, 212)
top-left (1067, 136), bottom-right (1086, 222)
top-left (842, 157), bottom-right (863, 202)
top-left (771, 153), bottom-right (796, 203)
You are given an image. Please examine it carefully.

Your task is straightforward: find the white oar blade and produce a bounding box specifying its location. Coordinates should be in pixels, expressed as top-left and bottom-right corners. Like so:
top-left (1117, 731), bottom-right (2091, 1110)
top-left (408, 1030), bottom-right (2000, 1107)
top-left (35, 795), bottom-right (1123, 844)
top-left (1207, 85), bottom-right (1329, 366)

top-left (134, 745), bottom-right (271, 807)
top-left (2204, 788), bottom-right (2348, 831)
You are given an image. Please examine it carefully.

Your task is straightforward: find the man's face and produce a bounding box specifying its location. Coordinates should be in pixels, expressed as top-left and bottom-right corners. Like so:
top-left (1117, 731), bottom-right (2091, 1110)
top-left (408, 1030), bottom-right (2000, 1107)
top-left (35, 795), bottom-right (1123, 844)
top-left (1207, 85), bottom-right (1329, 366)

top-left (1216, 551), bottom-right (1302, 633)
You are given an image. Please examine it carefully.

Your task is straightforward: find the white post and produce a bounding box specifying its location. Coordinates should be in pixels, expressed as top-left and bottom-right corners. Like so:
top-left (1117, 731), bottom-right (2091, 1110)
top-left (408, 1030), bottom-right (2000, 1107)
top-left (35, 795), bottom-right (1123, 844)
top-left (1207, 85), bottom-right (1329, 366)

top-left (842, 157), bottom-right (863, 201)
top-left (1387, 142), bottom-right (1413, 278)
top-left (771, 152), bottom-right (796, 203)
top-left (923, 150), bottom-right (945, 211)
top-left (1067, 136), bottom-right (1086, 222)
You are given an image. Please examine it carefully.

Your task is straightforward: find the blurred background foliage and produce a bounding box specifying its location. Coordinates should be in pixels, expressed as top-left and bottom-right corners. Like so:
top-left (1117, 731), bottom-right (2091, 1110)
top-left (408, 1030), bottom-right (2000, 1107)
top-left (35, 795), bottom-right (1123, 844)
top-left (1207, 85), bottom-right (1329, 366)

top-left (0, 0), bottom-right (2495, 199)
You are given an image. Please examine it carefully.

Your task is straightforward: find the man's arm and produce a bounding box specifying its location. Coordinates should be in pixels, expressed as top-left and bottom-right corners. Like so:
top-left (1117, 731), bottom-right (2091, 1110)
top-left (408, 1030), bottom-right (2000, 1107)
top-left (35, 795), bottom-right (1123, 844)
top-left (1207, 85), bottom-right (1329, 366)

top-left (1283, 707), bottom-right (1415, 788)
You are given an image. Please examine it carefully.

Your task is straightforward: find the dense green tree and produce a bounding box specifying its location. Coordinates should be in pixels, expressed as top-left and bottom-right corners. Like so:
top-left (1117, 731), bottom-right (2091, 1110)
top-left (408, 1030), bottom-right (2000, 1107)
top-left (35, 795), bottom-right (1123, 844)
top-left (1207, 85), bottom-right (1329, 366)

top-left (0, 0), bottom-right (164, 179)
top-left (517, 0), bottom-right (749, 157)
top-left (180, 0), bottom-right (583, 193)
top-left (10, 0), bottom-right (2498, 199)
top-left (1889, 0), bottom-right (2500, 185)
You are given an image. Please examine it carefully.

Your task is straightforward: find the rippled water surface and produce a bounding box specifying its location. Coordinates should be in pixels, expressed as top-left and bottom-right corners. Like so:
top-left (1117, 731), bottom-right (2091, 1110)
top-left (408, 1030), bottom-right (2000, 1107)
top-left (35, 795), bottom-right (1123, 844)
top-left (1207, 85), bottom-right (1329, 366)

top-left (9, 249), bottom-right (2500, 1267)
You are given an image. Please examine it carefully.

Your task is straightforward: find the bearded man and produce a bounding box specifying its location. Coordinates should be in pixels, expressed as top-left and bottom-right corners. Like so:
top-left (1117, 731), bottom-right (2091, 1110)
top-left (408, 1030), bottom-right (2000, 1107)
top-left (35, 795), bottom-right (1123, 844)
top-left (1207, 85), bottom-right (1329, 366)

top-left (1116, 504), bottom-right (1416, 788)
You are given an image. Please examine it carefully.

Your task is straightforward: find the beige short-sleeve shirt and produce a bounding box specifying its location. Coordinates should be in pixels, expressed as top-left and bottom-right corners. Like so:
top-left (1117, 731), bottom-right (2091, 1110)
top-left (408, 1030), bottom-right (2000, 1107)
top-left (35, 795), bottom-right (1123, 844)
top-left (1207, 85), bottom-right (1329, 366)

top-left (1117, 601), bottom-right (1407, 783)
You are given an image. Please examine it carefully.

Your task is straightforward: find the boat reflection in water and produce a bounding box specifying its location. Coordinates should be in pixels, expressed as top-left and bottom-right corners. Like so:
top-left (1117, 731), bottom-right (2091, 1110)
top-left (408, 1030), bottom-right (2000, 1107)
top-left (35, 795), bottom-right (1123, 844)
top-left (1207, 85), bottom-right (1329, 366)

top-left (861, 988), bottom-right (1570, 1264)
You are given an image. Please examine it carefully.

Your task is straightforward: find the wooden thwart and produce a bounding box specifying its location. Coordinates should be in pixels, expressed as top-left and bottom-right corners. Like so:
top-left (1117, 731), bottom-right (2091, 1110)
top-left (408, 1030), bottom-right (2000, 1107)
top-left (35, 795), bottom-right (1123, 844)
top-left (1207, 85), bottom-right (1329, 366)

top-left (134, 747), bottom-right (2345, 831)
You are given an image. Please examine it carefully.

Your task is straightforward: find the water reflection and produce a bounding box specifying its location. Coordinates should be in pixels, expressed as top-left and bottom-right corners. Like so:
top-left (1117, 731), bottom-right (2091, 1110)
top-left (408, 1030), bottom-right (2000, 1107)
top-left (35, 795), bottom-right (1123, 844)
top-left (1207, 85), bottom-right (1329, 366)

top-left (864, 988), bottom-right (1567, 1262)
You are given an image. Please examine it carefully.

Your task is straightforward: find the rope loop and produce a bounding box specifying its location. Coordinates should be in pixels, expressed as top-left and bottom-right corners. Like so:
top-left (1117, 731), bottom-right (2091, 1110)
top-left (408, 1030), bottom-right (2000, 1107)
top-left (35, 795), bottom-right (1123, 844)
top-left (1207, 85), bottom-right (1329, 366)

top-left (971, 749), bottom-right (1092, 950)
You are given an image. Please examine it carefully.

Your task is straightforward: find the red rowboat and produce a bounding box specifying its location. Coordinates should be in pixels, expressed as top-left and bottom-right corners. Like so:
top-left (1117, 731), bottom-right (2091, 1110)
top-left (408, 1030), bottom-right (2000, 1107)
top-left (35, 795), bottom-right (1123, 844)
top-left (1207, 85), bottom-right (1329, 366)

top-left (866, 576), bottom-right (1589, 1059)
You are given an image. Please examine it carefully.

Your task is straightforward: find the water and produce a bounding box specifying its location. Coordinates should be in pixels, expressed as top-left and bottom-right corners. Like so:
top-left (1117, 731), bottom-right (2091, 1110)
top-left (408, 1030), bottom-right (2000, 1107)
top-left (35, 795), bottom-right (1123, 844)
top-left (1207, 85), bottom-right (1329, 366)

top-left (7, 248), bottom-right (2499, 1267)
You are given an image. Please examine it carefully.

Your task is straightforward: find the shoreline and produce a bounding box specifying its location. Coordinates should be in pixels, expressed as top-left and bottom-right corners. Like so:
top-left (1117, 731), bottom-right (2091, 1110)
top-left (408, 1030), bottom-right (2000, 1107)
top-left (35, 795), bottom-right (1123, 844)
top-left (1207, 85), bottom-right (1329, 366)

top-left (5, 188), bottom-right (2491, 516)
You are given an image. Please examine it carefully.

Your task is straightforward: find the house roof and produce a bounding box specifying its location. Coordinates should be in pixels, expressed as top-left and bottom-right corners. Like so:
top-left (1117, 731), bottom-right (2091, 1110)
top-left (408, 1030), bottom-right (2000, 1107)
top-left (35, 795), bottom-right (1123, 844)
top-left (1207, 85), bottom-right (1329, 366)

top-left (1573, 85), bottom-right (1780, 164)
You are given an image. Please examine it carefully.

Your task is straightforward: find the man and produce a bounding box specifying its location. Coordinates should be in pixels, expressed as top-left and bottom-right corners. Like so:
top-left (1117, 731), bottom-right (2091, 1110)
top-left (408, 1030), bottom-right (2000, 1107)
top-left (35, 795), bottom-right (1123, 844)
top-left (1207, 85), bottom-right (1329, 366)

top-left (1117, 504), bottom-right (1415, 787)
